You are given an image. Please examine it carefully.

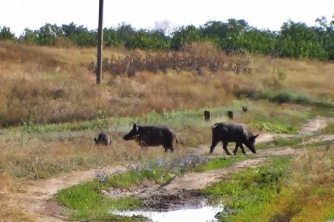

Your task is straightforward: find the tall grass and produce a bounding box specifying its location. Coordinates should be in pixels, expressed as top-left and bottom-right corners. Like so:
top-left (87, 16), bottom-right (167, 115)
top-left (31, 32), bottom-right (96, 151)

top-left (1, 42), bottom-right (334, 128)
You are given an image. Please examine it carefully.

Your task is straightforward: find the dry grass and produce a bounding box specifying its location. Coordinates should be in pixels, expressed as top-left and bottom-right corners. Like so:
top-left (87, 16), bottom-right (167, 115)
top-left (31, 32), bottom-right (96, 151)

top-left (0, 200), bottom-right (36, 222)
top-left (1, 41), bottom-right (333, 127)
top-left (262, 145), bottom-right (334, 222)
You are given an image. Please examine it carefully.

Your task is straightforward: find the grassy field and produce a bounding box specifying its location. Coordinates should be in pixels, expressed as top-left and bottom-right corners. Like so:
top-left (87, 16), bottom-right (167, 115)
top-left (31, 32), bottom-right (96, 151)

top-left (1, 41), bottom-right (334, 221)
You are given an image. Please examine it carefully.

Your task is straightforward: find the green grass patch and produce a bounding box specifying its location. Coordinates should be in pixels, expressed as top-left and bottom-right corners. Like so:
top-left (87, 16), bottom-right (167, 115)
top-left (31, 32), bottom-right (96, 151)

top-left (201, 156), bottom-right (291, 222)
top-left (252, 90), bottom-right (333, 108)
top-left (248, 121), bottom-right (300, 134)
top-left (323, 123), bottom-right (334, 134)
top-left (197, 155), bottom-right (248, 172)
top-left (1, 100), bottom-right (308, 135)
top-left (308, 107), bottom-right (334, 118)
top-left (56, 180), bottom-right (143, 221)
top-left (272, 136), bottom-right (304, 147)
top-left (256, 135), bottom-right (309, 151)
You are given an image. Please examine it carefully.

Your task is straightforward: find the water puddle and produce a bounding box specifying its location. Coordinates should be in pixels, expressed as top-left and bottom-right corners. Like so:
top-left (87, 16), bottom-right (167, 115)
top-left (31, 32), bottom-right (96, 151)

top-left (111, 203), bottom-right (223, 222)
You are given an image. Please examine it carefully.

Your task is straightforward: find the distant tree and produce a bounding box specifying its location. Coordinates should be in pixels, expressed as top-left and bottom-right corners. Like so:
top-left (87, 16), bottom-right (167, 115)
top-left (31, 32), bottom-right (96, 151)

top-left (2, 15), bottom-right (334, 61)
top-left (115, 22), bottom-right (136, 46)
top-left (18, 28), bottom-right (38, 45)
top-left (170, 25), bottom-right (203, 50)
top-left (315, 15), bottom-right (334, 59)
top-left (277, 20), bottom-right (328, 60)
top-left (0, 26), bottom-right (16, 41)
top-left (103, 27), bottom-right (121, 47)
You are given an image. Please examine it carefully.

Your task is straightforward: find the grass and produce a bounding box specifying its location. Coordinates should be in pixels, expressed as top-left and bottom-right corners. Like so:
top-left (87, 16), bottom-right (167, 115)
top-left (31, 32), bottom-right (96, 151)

top-left (0, 202), bottom-right (36, 222)
top-left (308, 107), bottom-right (334, 118)
top-left (197, 155), bottom-right (249, 171)
top-left (0, 99), bottom-right (308, 183)
top-left (56, 180), bottom-right (143, 221)
top-left (56, 141), bottom-right (334, 221)
top-left (55, 153), bottom-right (258, 221)
top-left (263, 145), bottom-right (334, 222)
top-left (1, 41), bottom-right (333, 129)
top-left (201, 144), bottom-right (334, 222)
top-left (0, 99), bottom-right (308, 135)
top-left (323, 123), bottom-right (334, 135)
top-left (256, 135), bottom-right (305, 150)
top-left (201, 156), bottom-right (291, 221)
top-left (56, 153), bottom-right (212, 220)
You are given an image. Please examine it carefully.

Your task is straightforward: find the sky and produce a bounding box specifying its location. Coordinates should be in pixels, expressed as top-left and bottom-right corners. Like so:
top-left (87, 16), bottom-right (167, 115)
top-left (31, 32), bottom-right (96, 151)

top-left (0, 0), bottom-right (333, 37)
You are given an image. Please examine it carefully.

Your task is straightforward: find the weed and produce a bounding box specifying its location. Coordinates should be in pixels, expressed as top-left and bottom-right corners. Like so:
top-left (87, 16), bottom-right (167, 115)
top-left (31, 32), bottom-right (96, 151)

top-left (248, 121), bottom-right (299, 134)
top-left (323, 123), bottom-right (334, 135)
top-left (201, 156), bottom-right (291, 222)
top-left (197, 156), bottom-right (248, 172)
top-left (272, 136), bottom-right (304, 147)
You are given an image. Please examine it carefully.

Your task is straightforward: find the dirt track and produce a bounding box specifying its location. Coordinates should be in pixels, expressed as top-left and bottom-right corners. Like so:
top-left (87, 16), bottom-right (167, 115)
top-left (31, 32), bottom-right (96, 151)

top-left (4, 116), bottom-right (334, 222)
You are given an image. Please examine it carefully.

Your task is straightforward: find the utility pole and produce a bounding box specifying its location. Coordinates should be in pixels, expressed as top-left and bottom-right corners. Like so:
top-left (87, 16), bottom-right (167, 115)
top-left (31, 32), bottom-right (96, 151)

top-left (96, 0), bottom-right (104, 84)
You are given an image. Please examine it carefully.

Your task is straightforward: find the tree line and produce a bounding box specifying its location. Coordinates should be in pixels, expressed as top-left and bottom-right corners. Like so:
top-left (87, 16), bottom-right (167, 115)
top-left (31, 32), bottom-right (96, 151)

top-left (1, 15), bottom-right (334, 60)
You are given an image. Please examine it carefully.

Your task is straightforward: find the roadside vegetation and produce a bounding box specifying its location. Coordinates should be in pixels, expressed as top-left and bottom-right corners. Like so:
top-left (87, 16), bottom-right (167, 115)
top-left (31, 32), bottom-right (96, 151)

top-left (202, 145), bottom-right (334, 222)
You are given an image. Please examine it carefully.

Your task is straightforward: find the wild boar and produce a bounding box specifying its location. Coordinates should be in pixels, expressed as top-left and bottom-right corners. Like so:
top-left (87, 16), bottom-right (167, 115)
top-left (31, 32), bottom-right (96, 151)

top-left (210, 122), bottom-right (258, 155)
top-left (123, 123), bottom-right (179, 152)
top-left (94, 132), bottom-right (112, 146)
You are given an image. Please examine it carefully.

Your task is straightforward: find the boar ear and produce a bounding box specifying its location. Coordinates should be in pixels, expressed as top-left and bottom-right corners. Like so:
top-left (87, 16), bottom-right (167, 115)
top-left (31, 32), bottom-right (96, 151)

top-left (253, 134), bottom-right (259, 138)
top-left (133, 123), bottom-right (138, 131)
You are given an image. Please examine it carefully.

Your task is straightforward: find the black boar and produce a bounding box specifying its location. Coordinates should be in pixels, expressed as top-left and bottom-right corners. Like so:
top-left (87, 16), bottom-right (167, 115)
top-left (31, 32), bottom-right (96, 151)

top-left (123, 123), bottom-right (179, 152)
top-left (227, 111), bottom-right (234, 119)
top-left (94, 132), bottom-right (112, 146)
top-left (204, 110), bottom-right (211, 121)
top-left (209, 122), bottom-right (258, 155)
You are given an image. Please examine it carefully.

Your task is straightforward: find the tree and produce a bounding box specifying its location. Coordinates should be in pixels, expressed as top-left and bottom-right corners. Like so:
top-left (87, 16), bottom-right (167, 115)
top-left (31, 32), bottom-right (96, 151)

top-left (0, 26), bottom-right (16, 41)
top-left (18, 28), bottom-right (38, 45)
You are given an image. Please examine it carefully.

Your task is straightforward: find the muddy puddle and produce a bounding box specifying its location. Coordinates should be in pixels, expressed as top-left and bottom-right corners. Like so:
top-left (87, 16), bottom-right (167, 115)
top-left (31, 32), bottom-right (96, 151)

top-left (108, 189), bottom-right (225, 222)
top-left (111, 203), bottom-right (223, 222)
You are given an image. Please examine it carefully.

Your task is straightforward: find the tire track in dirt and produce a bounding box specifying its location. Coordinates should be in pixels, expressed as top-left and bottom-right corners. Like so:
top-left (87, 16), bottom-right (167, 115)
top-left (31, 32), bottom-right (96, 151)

top-left (155, 147), bottom-right (296, 193)
top-left (5, 116), bottom-right (334, 221)
top-left (6, 166), bottom-right (126, 222)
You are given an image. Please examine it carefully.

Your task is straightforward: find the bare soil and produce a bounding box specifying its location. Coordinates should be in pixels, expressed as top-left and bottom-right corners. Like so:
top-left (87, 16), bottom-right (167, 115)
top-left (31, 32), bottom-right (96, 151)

top-left (4, 116), bottom-right (334, 221)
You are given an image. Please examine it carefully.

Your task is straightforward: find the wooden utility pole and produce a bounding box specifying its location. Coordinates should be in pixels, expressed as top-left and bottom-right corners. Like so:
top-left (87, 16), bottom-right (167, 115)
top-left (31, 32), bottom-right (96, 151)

top-left (96, 0), bottom-right (104, 84)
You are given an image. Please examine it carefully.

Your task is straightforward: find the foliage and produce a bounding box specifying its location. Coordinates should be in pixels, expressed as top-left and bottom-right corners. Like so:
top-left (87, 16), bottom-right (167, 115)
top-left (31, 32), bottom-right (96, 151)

top-left (323, 123), bottom-right (334, 134)
top-left (1, 15), bottom-right (334, 60)
top-left (197, 156), bottom-right (248, 171)
top-left (248, 121), bottom-right (299, 134)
